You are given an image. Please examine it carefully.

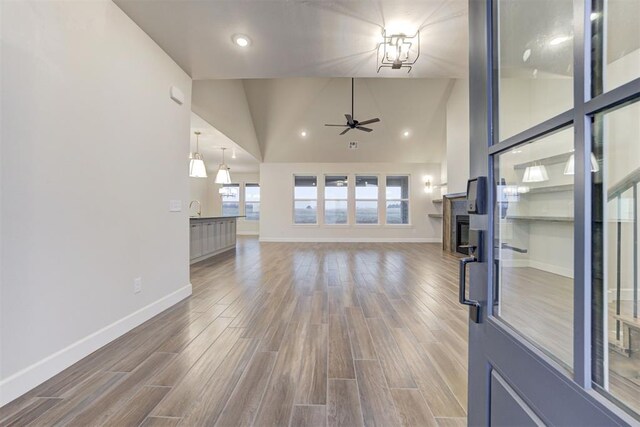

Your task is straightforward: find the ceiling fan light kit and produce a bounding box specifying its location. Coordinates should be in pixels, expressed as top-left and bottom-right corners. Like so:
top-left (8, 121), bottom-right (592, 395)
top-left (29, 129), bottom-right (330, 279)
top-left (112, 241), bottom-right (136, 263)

top-left (377, 30), bottom-right (420, 73)
top-left (324, 78), bottom-right (381, 136)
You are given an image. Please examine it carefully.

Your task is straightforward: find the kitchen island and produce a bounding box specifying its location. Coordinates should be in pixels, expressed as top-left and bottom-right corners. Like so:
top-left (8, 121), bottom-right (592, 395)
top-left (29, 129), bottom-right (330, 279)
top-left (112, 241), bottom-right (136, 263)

top-left (190, 216), bottom-right (243, 264)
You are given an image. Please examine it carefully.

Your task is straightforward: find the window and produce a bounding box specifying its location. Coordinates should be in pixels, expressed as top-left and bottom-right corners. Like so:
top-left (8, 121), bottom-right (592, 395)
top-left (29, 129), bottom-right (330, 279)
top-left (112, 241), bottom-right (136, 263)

top-left (244, 183), bottom-right (260, 221)
top-left (294, 176), bottom-right (317, 224)
top-left (324, 175), bottom-right (348, 224)
top-left (355, 175), bottom-right (378, 224)
top-left (592, 101), bottom-right (640, 415)
top-left (221, 183), bottom-right (240, 216)
top-left (495, 127), bottom-right (575, 371)
top-left (386, 176), bottom-right (410, 224)
top-left (497, 0), bottom-right (574, 140)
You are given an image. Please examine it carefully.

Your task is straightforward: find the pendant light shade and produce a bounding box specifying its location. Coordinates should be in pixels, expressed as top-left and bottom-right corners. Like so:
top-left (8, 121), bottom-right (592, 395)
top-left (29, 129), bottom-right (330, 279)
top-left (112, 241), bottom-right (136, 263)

top-left (189, 154), bottom-right (207, 178)
top-left (189, 131), bottom-right (207, 178)
top-left (215, 167), bottom-right (231, 184)
top-left (522, 164), bottom-right (549, 183)
top-left (563, 153), bottom-right (599, 175)
top-left (214, 147), bottom-right (232, 184)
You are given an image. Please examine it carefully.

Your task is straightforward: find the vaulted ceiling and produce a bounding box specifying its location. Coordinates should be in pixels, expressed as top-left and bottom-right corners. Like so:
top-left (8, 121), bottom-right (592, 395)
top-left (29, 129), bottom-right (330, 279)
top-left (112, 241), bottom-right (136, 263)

top-left (113, 0), bottom-right (468, 79)
top-left (243, 77), bottom-right (452, 163)
top-left (114, 0), bottom-right (468, 165)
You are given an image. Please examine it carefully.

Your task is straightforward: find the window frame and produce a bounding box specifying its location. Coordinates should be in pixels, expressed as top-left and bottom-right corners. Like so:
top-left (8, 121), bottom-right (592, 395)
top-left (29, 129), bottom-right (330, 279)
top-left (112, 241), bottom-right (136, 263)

top-left (292, 175), bottom-right (319, 225)
top-left (385, 175), bottom-right (411, 226)
top-left (244, 182), bottom-right (260, 221)
top-left (323, 174), bottom-right (350, 226)
top-left (354, 174), bottom-right (380, 225)
top-left (220, 183), bottom-right (241, 217)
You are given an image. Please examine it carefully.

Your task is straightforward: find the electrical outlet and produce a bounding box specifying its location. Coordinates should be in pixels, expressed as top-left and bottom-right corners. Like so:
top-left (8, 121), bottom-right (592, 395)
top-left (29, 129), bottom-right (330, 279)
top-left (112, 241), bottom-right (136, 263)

top-left (133, 277), bottom-right (142, 294)
top-left (349, 141), bottom-right (358, 149)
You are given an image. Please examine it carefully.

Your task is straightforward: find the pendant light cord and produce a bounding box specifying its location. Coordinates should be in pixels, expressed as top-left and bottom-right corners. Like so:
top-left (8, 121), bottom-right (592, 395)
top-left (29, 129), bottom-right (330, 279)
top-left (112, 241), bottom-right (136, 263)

top-left (194, 131), bottom-right (201, 154)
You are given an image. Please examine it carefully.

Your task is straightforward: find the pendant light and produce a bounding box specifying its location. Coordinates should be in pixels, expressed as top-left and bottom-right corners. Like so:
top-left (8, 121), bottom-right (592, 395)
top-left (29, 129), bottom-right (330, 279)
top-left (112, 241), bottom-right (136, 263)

top-left (563, 152), bottom-right (599, 175)
top-left (522, 163), bottom-right (549, 183)
top-left (215, 147), bottom-right (232, 184)
top-left (189, 131), bottom-right (207, 178)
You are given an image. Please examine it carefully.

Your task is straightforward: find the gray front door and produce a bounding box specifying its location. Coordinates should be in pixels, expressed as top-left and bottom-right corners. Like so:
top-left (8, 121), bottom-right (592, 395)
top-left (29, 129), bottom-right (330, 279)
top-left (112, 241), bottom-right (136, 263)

top-left (466, 0), bottom-right (640, 425)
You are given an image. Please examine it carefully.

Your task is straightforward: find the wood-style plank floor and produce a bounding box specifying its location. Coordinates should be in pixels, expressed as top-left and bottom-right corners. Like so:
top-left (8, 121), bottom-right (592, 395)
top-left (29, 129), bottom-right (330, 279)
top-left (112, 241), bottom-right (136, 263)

top-left (0, 237), bottom-right (469, 426)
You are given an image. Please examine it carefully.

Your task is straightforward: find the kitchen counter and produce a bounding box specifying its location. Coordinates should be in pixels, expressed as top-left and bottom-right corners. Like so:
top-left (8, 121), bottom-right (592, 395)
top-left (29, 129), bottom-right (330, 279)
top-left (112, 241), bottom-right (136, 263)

top-left (189, 216), bottom-right (241, 264)
top-left (190, 215), bottom-right (245, 221)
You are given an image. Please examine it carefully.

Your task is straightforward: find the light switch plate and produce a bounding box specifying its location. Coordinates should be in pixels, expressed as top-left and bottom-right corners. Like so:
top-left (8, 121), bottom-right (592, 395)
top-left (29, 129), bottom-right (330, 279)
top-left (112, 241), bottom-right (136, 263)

top-left (133, 277), bottom-right (142, 294)
top-left (169, 200), bottom-right (182, 212)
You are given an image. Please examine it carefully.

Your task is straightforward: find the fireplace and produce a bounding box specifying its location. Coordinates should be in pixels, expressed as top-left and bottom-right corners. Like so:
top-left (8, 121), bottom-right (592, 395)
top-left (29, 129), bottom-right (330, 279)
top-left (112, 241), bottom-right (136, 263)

top-left (442, 193), bottom-right (467, 253)
top-left (455, 215), bottom-right (470, 255)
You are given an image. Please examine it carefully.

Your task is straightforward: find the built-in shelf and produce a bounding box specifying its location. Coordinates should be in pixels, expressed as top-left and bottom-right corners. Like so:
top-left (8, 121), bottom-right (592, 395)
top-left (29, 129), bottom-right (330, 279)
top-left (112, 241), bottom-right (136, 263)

top-left (514, 152), bottom-right (573, 170)
top-left (506, 215), bottom-right (574, 223)
top-left (525, 184), bottom-right (574, 194)
top-left (428, 213), bottom-right (443, 219)
top-left (432, 199), bottom-right (443, 204)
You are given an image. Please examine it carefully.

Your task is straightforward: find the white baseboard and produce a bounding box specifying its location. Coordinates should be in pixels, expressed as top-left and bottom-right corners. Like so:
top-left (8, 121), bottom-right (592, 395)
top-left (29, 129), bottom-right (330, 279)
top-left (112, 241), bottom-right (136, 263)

top-left (499, 259), bottom-right (574, 279)
top-left (0, 283), bottom-right (192, 406)
top-left (528, 261), bottom-right (573, 279)
top-left (236, 231), bottom-right (259, 236)
top-left (259, 237), bottom-right (442, 243)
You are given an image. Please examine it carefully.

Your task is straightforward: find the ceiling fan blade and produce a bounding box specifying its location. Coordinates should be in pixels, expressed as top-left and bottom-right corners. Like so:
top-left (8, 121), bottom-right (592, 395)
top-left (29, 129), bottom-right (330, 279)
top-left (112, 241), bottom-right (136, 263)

top-left (325, 124), bottom-right (349, 127)
top-left (357, 118), bottom-right (380, 126)
top-left (345, 114), bottom-right (354, 126)
top-left (340, 128), bottom-right (351, 135)
top-left (356, 126), bottom-right (373, 132)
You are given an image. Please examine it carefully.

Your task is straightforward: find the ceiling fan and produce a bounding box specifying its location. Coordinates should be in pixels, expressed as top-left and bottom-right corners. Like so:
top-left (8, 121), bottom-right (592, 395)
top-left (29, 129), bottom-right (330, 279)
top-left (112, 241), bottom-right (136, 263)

top-left (325, 78), bottom-right (381, 135)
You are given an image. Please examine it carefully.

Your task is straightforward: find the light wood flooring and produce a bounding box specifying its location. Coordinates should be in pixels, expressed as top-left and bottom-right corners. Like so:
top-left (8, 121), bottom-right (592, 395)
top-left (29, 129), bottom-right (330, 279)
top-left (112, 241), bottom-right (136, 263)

top-left (0, 237), bottom-right (469, 427)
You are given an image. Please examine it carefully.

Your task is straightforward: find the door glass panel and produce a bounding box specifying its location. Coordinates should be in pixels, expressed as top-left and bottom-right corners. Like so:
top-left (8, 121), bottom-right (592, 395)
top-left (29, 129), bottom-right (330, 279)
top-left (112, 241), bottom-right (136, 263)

top-left (494, 127), bottom-right (574, 371)
top-left (592, 100), bottom-right (640, 416)
top-left (498, 0), bottom-right (574, 140)
top-left (592, 0), bottom-right (640, 96)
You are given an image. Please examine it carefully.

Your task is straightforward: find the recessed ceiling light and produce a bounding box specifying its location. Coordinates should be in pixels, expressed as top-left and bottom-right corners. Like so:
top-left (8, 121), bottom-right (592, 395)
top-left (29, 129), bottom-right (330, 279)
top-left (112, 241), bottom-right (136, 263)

top-left (232, 34), bottom-right (251, 48)
top-left (300, 131), bottom-right (307, 137)
top-left (549, 35), bottom-right (572, 46)
top-left (403, 130), bottom-right (410, 137)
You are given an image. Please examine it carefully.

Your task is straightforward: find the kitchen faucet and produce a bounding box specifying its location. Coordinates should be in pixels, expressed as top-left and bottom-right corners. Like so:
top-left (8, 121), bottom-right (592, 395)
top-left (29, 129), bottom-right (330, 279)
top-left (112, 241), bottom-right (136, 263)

top-left (189, 200), bottom-right (201, 217)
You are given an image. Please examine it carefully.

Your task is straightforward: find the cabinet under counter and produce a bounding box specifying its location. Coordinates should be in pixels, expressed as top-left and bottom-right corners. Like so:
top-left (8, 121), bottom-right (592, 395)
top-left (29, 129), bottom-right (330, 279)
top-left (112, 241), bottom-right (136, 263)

top-left (189, 216), bottom-right (243, 264)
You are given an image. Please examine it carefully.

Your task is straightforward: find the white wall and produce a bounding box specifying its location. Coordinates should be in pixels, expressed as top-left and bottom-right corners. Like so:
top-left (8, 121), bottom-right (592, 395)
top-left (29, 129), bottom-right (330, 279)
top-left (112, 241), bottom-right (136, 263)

top-left (445, 78), bottom-right (470, 194)
top-left (0, 0), bottom-right (192, 404)
top-left (259, 163), bottom-right (441, 242)
top-left (189, 177), bottom-right (220, 217)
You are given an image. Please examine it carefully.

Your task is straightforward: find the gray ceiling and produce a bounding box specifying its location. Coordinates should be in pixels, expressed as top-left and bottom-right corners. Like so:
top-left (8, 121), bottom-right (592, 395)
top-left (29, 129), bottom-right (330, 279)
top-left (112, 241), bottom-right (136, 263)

top-left (113, 0), bottom-right (468, 79)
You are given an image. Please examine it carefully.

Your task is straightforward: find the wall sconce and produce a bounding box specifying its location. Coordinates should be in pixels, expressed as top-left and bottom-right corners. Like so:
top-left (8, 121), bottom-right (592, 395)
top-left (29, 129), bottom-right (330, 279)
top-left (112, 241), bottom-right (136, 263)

top-left (377, 30), bottom-right (420, 73)
top-left (424, 177), bottom-right (433, 193)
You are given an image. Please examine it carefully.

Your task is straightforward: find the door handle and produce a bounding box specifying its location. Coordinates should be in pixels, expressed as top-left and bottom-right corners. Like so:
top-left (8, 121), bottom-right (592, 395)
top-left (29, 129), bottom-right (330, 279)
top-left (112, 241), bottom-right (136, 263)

top-left (459, 255), bottom-right (481, 323)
